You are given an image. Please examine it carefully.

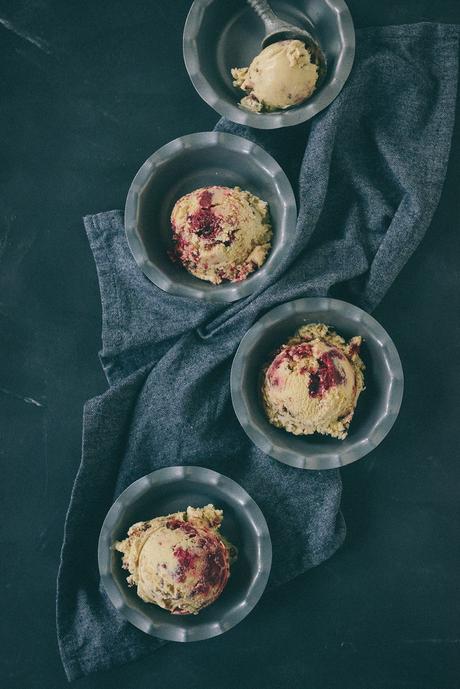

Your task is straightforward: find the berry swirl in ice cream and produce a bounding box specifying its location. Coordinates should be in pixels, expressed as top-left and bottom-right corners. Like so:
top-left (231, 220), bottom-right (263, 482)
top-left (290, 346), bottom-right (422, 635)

top-left (115, 505), bottom-right (237, 615)
top-left (262, 323), bottom-right (365, 440)
top-left (170, 185), bottom-right (272, 284)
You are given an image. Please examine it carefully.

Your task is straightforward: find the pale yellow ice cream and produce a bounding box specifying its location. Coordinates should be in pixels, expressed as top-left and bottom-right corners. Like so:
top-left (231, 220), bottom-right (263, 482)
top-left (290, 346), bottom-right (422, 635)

top-left (231, 39), bottom-right (318, 113)
top-left (170, 185), bottom-right (272, 284)
top-left (114, 505), bottom-right (236, 615)
top-left (262, 323), bottom-right (365, 439)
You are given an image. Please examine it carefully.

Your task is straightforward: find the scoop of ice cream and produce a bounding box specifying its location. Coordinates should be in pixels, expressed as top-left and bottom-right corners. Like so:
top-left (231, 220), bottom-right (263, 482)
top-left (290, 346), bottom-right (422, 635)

top-left (262, 323), bottom-right (365, 439)
top-left (170, 185), bottom-right (272, 284)
top-left (231, 39), bottom-right (318, 113)
top-left (115, 505), bottom-right (236, 615)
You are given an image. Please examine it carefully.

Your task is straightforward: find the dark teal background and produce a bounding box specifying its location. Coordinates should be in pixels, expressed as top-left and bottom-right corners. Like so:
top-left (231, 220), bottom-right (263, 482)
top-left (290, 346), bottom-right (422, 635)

top-left (1, 1), bottom-right (459, 687)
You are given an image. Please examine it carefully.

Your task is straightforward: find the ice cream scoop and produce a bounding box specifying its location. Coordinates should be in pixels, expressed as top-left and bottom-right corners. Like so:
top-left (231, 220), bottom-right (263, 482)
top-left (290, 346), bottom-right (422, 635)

top-left (247, 0), bottom-right (325, 70)
top-left (247, 0), bottom-right (326, 67)
top-left (232, 40), bottom-right (318, 113)
top-left (262, 323), bottom-right (365, 439)
top-left (115, 505), bottom-right (236, 615)
top-left (170, 185), bottom-right (272, 284)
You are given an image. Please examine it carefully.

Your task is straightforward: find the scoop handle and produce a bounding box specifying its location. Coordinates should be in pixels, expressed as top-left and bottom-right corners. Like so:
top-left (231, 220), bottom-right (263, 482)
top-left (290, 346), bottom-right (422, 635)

top-left (247, 0), bottom-right (284, 33)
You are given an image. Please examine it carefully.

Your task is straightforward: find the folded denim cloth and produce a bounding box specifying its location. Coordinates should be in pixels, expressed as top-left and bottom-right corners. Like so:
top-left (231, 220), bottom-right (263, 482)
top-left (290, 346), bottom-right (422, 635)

top-left (57, 23), bottom-right (459, 681)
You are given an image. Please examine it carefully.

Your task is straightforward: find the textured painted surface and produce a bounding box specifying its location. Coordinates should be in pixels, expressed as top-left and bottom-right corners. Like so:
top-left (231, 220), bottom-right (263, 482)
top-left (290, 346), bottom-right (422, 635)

top-left (1, 1), bottom-right (460, 688)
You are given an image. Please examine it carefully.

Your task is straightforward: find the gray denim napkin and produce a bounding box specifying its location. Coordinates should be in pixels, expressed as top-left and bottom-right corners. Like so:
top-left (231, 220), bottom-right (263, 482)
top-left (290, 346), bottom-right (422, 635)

top-left (57, 23), bottom-right (458, 681)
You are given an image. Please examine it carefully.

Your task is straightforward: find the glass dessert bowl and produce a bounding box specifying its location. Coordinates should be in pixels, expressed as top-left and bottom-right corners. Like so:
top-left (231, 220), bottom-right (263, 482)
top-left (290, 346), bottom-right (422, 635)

top-left (231, 298), bottom-right (404, 470)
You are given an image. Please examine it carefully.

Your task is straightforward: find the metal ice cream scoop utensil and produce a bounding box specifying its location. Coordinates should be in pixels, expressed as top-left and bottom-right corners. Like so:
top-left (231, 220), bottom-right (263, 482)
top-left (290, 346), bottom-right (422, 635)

top-left (247, 0), bottom-right (326, 75)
